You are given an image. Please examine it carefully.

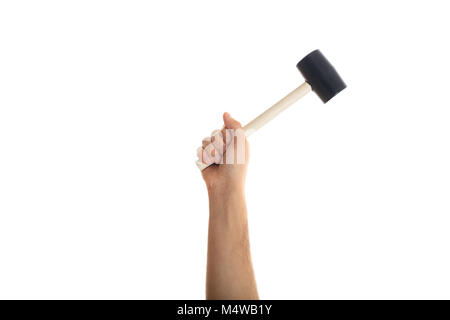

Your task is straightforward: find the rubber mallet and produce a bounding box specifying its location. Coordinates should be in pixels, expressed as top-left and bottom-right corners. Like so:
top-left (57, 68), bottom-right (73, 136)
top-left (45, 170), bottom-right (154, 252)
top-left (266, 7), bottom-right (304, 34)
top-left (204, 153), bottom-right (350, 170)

top-left (197, 49), bottom-right (346, 171)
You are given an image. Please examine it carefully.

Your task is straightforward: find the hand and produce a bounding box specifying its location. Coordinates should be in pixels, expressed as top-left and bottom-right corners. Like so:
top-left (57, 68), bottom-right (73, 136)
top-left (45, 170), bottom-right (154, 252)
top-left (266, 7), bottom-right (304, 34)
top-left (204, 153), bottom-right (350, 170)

top-left (197, 113), bottom-right (249, 192)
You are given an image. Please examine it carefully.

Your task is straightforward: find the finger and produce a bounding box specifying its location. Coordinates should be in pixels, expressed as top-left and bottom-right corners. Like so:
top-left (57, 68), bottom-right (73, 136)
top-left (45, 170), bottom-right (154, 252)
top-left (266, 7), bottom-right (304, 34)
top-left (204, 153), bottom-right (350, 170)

top-left (210, 129), bottom-right (221, 141)
top-left (201, 148), bottom-right (215, 165)
top-left (203, 143), bottom-right (217, 164)
top-left (234, 128), bottom-right (247, 165)
top-left (209, 129), bottom-right (227, 163)
top-left (211, 132), bottom-right (225, 163)
top-left (197, 146), bottom-right (205, 160)
top-left (223, 112), bottom-right (242, 130)
top-left (202, 136), bottom-right (211, 149)
top-left (198, 142), bottom-right (215, 165)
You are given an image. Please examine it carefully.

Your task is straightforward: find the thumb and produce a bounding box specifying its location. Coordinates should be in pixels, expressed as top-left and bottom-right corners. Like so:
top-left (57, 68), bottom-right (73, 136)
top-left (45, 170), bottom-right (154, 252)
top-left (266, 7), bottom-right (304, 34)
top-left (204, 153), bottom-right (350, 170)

top-left (223, 112), bottom-right (242, 130)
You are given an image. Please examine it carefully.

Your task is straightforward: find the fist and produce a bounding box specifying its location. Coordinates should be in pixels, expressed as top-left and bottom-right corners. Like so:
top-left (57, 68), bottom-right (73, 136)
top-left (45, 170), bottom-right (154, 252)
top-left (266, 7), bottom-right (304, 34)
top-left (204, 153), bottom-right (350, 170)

top-left (197, 113), bottom-right (249, 191)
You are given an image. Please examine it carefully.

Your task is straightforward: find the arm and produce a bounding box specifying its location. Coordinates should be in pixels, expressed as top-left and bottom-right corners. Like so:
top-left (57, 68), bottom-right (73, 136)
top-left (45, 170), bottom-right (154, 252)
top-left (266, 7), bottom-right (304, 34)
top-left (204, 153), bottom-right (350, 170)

top-left (198, 112), bottom-right (258, 300)
top-left (206, 184), bottom-right (258, 300)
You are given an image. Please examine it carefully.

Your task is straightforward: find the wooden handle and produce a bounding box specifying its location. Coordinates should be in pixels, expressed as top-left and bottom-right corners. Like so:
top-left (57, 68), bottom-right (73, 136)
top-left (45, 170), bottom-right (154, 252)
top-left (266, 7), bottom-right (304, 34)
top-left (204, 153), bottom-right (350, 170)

top-left (196, 160), bottom-right (209, 171)
top-left (242, 82), bottom-right (311, 137)
top-left (197, 82), bottom-right (312, 171)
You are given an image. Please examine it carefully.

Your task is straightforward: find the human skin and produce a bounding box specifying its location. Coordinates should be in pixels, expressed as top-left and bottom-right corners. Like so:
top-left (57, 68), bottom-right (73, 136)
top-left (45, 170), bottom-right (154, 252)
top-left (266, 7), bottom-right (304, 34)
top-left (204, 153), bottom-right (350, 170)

top-left (198, 112), bottom-right (258, 300)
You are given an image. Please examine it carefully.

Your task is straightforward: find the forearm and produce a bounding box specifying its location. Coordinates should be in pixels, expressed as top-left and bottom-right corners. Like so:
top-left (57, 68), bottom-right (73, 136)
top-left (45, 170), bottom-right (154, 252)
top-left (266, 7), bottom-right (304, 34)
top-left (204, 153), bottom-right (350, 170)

top-left (206, 187), bottom-right (258, 300)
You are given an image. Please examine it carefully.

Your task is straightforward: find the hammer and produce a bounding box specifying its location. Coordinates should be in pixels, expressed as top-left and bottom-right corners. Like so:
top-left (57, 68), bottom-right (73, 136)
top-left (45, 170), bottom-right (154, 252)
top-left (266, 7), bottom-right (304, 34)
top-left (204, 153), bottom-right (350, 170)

top-left (197, 49), bottom-right (346, 171)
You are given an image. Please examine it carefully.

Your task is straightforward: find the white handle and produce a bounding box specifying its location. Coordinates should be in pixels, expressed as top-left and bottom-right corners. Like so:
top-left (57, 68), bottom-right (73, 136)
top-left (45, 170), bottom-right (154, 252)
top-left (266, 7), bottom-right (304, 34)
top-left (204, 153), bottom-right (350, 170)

top-left (197, 82), bottom-right (312, 171)
top-left (196, 160), bottom-right (209, 171)
top-left (242, 81), bottom-right (311, 137)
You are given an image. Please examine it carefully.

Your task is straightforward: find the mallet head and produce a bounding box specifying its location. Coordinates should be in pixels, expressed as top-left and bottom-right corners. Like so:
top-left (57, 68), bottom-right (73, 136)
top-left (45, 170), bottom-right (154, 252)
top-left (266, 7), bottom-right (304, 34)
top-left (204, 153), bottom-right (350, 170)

top-left (297, 50), bottom-right (346, 103)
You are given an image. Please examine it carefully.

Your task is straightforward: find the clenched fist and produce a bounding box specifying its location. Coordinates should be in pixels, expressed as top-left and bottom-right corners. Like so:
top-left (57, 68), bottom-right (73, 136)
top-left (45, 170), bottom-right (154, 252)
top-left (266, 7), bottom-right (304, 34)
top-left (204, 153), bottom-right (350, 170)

top-left (197, 112), bottom-right (249, 192)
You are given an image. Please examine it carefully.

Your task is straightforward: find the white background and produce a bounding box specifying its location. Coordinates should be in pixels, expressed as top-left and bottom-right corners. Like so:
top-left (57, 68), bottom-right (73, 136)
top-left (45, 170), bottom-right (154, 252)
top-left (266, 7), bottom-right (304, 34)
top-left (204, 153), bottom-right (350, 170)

top-left (1, 1), bottom-right (449, 299)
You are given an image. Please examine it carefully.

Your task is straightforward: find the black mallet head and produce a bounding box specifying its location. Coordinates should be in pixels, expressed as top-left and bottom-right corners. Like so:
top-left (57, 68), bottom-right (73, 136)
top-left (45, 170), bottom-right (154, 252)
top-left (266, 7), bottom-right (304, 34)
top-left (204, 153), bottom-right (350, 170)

top-left (297, 49), bottom-right (346, 103)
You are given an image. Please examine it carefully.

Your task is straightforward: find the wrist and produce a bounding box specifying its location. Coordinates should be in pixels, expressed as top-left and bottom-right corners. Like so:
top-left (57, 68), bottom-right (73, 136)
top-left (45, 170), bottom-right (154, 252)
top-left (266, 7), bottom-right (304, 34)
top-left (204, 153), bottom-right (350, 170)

top-left (207, 183), bottom-right (245, 199)
top-left (207, 185), bottom-right (247, 220)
